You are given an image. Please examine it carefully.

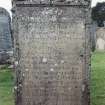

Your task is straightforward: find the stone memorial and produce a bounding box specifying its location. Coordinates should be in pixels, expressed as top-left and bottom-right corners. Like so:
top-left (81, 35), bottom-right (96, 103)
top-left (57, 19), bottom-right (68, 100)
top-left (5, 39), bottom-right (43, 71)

top-left (12, 0), bottom-right (92, 105)
top-left (0, 7), bottom-right (12, 63)
top-left (96, 27), bottom-right (105, 50)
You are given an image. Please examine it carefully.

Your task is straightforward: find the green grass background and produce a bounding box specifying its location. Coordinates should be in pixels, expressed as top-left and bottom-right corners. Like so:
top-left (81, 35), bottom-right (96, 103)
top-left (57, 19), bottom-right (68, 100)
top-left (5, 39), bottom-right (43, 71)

top-left (91, 51), bottom-right (105, 105)
top-left (0, 51), bottom-right (105, 105)
top-left (0, 66), bottom-right (14, 105)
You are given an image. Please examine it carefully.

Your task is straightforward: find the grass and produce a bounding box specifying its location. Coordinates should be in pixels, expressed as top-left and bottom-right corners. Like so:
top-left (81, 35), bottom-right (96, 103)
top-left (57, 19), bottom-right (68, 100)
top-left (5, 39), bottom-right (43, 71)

top-left (0, 65), bottom-right (14, 105)
top-left (91, 51), bottom-right (105, 105)
top-left (0, 51), bottom-right (105, 105)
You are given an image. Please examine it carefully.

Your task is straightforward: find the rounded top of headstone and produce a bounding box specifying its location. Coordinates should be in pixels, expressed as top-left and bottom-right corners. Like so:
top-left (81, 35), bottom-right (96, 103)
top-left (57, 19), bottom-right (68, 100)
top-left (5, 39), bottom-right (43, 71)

top-left (0, 7), bottom-right (10, 17)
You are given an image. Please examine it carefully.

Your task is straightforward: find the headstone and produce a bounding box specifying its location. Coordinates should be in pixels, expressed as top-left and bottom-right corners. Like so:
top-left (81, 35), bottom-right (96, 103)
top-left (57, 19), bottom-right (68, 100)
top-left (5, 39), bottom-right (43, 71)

top-left (96, 27), bottom-right (105, 50)
top-left (0, 7), bottom-right (12, 64)
top-left (90, 21), bottom-right (97, 51)
top-left (12, 0), bottom-right (91, 105)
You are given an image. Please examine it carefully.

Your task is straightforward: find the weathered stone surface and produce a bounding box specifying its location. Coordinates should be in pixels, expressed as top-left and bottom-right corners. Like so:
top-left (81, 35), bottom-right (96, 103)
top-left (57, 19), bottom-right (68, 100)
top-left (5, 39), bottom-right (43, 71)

top-left (13, 0), bottom-right (90, 6)
top-left (0, 8), bottom-right (12, 51)
top-left (0, 7), bottom-right (12, 64)
top-left (12, 0), bottom-right (91, 105)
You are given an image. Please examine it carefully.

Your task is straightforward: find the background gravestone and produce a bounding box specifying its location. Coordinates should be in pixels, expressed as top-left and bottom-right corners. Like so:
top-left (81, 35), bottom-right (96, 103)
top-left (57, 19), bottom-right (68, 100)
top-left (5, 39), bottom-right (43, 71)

top-left (12, 0), bottom-right (91, 105)
top-left (0, 7), bottom-right (12, 64)
top-left (96, 27), bottom-right (105, 50)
